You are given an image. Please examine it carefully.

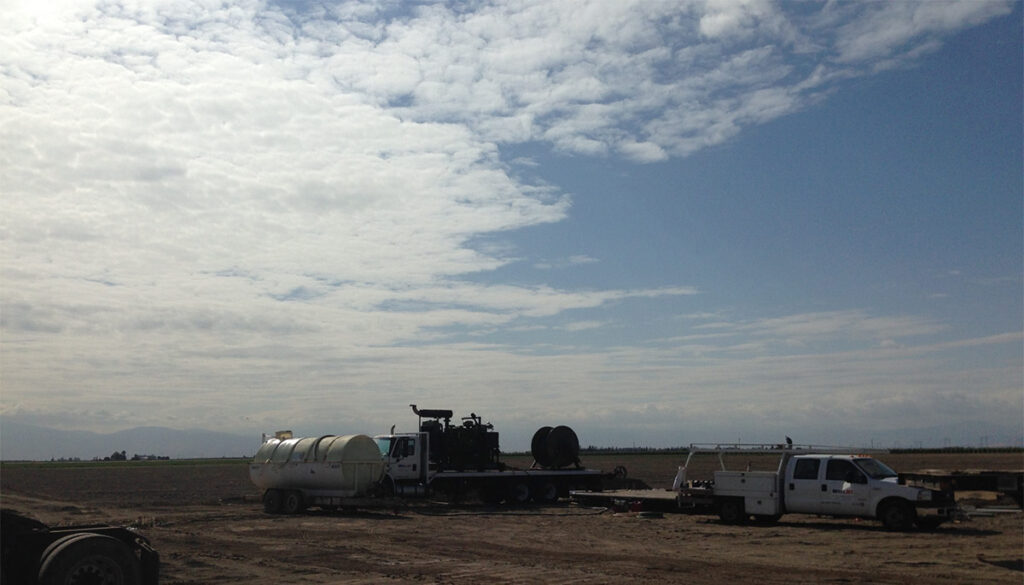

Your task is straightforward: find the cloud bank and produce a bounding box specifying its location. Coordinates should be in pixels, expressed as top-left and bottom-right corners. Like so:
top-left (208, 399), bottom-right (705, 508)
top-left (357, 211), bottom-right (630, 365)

top-left (1, 0), bottom-right (1019, 448)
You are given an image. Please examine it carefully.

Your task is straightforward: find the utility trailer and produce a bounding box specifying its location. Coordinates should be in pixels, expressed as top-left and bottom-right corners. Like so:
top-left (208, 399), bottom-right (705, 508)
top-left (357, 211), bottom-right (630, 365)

top-left (1, 509), bottom-right (160, 585)
top-left (251, 405), bottom-right (626, 513)
top-left (572, 443), bottom-right (958, 530)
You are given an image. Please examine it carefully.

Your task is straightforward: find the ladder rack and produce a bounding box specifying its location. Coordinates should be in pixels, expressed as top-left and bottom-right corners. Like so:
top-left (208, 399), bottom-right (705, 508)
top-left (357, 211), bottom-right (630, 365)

top-left (683, 443), bottom-right (889, 472)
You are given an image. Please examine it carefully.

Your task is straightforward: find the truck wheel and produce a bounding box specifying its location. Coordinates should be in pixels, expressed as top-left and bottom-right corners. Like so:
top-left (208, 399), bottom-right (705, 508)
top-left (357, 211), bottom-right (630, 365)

top-left (478, 483), bottom-right (503, 505)
top-left (718, 499), bottom-right (746, 524)
top-left (506, 482), bottom-right (531, 504)
top-left (263, 489), bottom-right (283, 514)
top-left (879, 500), bottom-right (915, 531)
top-left (534, 481), bottom-right (559, 504)
top-left (282, 490), bottom-right (305, 514)
top-left (37, 533), bottom-right (142, 585)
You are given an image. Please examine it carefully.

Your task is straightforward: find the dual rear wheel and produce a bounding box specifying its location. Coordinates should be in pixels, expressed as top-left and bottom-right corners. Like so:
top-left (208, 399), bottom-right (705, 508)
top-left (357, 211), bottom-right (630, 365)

top-left (263, 489), bottom-right (307, 515)
top-left (479, 480), bottom-right (560, 505)
top-left (37, 533), bottom-right (141, 585)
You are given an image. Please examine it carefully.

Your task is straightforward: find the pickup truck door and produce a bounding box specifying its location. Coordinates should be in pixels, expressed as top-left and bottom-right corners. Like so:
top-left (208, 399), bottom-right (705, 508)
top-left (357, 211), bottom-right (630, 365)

top-left (819, 459), bottom-right (872, 516)
top-left (784, 457), bottom-right (824, 514)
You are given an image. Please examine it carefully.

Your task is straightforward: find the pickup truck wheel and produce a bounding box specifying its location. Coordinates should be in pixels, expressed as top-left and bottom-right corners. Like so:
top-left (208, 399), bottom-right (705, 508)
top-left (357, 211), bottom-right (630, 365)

top-left (263, 489), bottom-right (283, 514)
top-left (282, 490), bottom-right (305, 515)
top-left (879, 500), bottom-right (914, 531)
top-left (718, 499), bottom-right (746, 524)
top-left (37, 533), bottom-right (142, 585)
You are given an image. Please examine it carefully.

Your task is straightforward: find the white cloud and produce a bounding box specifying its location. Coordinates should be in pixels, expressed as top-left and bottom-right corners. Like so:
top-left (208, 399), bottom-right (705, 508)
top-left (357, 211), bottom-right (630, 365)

top-left (831, 1), bottom-right (1015, 64)
top-left (0, 0), bottom-right (1017, 442)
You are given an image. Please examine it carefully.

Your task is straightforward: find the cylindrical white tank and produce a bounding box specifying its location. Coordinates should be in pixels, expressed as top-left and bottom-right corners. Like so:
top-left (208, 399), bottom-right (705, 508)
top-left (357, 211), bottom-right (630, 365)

top-left (249, 434), bottom-right (385, 496)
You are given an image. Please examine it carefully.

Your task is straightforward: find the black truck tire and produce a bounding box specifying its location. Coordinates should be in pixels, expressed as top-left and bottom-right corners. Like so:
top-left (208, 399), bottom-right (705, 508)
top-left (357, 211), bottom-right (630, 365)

top-left (263, 489), bottom-right (283, 514)
top-left (879, 500), bottom-right (915, 531)
top-left (506, 481), bottom-right (531, 504)
top-left (533, 481), bottom-right (559, 503)
top-left (37, 533), bottom-right (142, 585)
top-left (282, 490), bottom-right (305, 515)
top-left (478, 483), bottom-right (503, 505)
top-left (718, 499), bottom-right (747, 524)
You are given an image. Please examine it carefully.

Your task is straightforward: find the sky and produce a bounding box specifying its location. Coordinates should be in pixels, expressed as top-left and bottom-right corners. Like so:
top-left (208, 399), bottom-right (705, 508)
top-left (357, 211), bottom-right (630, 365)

top-left (1, 0), bottom-right (1021, 457)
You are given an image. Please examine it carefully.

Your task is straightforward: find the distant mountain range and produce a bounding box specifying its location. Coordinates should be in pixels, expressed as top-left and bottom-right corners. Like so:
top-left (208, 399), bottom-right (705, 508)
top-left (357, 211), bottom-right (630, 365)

top-left (0, 420), bottom-right (259, 461)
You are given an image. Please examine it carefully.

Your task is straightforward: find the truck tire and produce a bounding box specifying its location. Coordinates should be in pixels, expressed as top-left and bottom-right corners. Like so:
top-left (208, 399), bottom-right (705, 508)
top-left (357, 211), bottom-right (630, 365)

top-left (718, 499), bottom-right (746, 524)
top-left (282, 490), bottom-right (305, 515)
top-left (533, 481), bottom-right (559, 504)
top-left (37, 533), bottom-right (142, 585)
top-left (263, 489), bottom-right (283, 514)
top-left (478, 483), bottom-right (503, 505)
top-left (506, 481), bottom-right (531, 504)
top-left (878, 500), bottom-right (915, 531)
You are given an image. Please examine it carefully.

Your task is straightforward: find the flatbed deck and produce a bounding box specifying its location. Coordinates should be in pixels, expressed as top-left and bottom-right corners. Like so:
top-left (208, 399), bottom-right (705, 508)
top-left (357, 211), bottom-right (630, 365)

top-left (570, 488), bottom-right (714, 513)
top-left (900, 469), bottom-right (1023, 506)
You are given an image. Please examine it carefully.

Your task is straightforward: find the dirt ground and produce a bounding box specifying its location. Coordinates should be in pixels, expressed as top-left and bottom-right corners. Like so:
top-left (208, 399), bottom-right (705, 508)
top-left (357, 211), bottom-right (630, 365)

top-left (2, 452), bottom-right (1022, 584)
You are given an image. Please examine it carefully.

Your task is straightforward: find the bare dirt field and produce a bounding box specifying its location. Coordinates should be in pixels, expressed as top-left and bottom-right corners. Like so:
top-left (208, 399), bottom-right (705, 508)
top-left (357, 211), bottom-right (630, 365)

top-left (2, 452), bottom-right (1022, 584)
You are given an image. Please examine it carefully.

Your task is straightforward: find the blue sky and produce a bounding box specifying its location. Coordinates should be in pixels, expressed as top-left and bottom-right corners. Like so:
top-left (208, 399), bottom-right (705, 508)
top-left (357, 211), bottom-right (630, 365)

top-left (1, 1), bottom-right (1021, 456)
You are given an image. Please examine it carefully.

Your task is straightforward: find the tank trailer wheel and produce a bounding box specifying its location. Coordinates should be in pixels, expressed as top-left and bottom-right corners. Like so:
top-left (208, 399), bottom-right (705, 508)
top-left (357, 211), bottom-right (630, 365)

top-left (263, 489), bottom-right (283, 514)
top-left (282, 490), bottom-right (305, 515)
top-left (37, 533), bottom-right (142, 585)
top-left (718, 499), bottom-right (747, 524)
top-left (879, 500), bottom-right (915, 531)
top-left (380, 476), bottom-right (397, 497)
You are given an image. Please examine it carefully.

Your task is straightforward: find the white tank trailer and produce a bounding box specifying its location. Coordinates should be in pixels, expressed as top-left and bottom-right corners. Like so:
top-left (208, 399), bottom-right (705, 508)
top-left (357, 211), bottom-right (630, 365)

top-left (250, 405), bottom-right (634, 514)
top-left (250, 434), bottom-right (385, 512)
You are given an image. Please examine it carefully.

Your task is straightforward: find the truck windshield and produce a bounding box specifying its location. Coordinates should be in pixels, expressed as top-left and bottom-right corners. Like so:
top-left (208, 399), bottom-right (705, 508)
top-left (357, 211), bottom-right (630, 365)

top-left (854, 458), bottom-right (898, 479)
top-left (374, 437), bottom-right (393, 458)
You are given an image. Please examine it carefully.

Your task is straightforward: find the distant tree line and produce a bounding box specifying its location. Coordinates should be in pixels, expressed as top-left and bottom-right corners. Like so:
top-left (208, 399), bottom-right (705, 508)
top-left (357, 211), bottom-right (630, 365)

top-left (88, 450), bottom-right (171, 461)
top-left (888, 446), bottom-right (1023, 454)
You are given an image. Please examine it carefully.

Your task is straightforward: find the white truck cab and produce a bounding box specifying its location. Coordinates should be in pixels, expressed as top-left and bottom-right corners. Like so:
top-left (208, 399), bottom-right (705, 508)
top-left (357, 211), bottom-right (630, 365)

top-left (375, 433), bottom-right (428, 482)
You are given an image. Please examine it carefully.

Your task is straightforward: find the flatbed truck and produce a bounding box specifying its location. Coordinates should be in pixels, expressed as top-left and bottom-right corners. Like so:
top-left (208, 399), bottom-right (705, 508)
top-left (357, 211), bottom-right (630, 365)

top-left (573, 443), bottom-right (958, 530)
top-left (251, 405), bottom-right (625, 513)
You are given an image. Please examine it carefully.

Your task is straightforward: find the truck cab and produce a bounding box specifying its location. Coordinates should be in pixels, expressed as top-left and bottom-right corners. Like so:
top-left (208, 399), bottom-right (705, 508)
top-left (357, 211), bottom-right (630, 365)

top-left (783, 454), bottom-right (954, 528)
top-left (375, 432), bottom-right (429, 484)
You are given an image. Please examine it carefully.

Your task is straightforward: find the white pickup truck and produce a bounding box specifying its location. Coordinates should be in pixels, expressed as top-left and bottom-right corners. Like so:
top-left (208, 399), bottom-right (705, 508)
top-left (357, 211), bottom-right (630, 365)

top-left (677, 445), bottom-right (957, 530)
